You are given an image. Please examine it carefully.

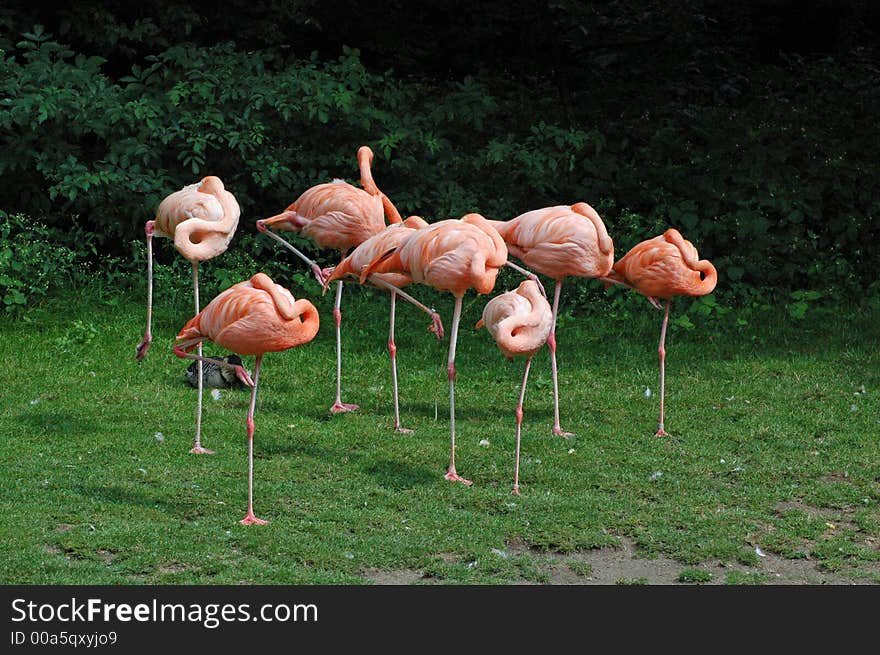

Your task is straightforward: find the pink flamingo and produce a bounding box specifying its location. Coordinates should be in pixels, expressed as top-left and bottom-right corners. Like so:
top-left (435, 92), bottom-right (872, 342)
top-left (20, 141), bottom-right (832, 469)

top-left (174, 273), bottom-right (320, 525)
top-left (135, 176), bottom-right (240, 454)
top-left (476, 280), bottom-right (553, 494)
top-left (256, 146), bottom-right (401, 414)
top-left (489, 203), bottom-right (613, 437)
top-left (353, 213), bottom-right (508, 485)
top-left (602, 228), bottom-right (717, 436)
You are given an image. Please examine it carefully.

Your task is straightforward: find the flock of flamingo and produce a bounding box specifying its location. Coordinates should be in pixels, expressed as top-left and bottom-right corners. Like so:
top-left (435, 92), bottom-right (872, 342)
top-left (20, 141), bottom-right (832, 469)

top-left (134, 146), bottom-right (717, 525)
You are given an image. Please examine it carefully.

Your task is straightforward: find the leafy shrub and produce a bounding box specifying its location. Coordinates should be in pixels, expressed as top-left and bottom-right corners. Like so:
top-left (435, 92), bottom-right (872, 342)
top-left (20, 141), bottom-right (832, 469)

top-left (0, 211), bottom-right (94, 315)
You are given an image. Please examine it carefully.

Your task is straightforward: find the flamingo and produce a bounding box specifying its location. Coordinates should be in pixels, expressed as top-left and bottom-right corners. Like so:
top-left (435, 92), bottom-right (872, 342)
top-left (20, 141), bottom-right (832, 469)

top-left (354, 213), bottom-right (508, 485)
top-left (173, 273), bottom-right (320, 525)
top-left (602, 228), bottom-right (717, 436)
top-left (256, 146), bottom-right (402, 414)
top-left (475, 280), bottom-right (553, 494)
top-left (135, 175), bottom-right (240, 455)
top-left (489, 202), bottom-right (614, 437)
top-left (322, 215), bottom-right (443, 433)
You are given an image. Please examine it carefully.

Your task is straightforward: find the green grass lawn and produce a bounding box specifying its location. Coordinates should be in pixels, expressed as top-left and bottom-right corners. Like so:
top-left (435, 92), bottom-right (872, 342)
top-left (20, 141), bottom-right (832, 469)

top-left (1, 274), bottom-right (878, 584)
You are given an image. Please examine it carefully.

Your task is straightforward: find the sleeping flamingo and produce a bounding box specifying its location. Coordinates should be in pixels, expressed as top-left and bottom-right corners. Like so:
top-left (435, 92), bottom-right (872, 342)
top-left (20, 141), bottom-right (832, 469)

top-left (173, 273), bottom-right (320, 525)
top-left (135, 176), bottom-right (240, 455)
top-left (352, 213), bottom-right (508, 485)
top-left (323, 216), bottom-right (443, 433)
top-left (489, 203), bottom-right (613, 436)
top-left (256, 146), bottom-right (402, 414)
top-left (602, 228), bottom-right (717, 436)
top-left (476, 280), bottom-right (553, 494)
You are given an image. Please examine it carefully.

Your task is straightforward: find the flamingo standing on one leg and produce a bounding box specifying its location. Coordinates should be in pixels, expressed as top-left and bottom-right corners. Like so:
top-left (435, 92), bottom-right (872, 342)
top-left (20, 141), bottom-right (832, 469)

top-left (323, 216), bottom-right (443, 433)
top-left (354, 213), bottom-right (508, 485)
top-left (489, 203), bottom-right (613, 437)
top-left (135, 176), bottom-right (240, 455)
top-left (256, 146), bottom-right (402, 414)
top-left (601, 228), bottom-right (717, 436)
top-left (173, 273), bottom-right (320, 525)
top-left (476, 280), bottom-right (552, 494)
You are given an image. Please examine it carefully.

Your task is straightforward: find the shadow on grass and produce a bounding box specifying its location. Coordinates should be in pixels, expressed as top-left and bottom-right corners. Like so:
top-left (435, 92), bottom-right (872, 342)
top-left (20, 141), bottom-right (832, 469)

top-left (360, 459), bottom-right (436, 490)
top-left (73, 483), bottom-right (205, 520)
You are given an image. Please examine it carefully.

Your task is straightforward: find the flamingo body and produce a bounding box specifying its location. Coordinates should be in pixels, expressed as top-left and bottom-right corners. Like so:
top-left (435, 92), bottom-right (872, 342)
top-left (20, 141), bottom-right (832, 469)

top-left (479, 280), bottom-right (553, 360)
top-left (153, 176), bottom-right (241, 262)
top-left (490, 203), bottom-right (613, 280)
top-left (606, 228), bottom-right (717, 299)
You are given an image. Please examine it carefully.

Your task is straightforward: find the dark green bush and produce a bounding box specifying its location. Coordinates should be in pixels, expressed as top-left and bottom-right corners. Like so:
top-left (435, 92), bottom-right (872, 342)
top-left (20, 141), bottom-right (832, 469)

top-left (1, 13), bottom-right (878, 311)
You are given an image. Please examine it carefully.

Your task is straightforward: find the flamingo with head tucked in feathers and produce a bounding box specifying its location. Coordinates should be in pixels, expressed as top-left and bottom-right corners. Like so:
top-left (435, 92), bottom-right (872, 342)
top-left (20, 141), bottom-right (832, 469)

top-left (135, 175), bottom-right (240, 455)
top-left (256, 146), bottom-right (402, 414)
top-left (174, 273), bottom-right (320, 525)
top-left (489, 202), bottom-right (614, 437)
top-left (601, 228), bottom-right (717, 437)
top-left (342, 212), bottom-right (508, 485)
top-left (476, 279), bottom-right (553, 494)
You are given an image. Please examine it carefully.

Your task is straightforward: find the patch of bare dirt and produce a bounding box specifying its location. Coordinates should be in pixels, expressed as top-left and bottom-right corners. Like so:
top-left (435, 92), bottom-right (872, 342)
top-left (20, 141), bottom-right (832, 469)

top-left (362, 568), bottom-right (425, 585)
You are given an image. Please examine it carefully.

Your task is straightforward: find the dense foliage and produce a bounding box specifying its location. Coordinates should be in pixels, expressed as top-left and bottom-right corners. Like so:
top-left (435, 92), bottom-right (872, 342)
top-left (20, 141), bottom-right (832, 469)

top-left (1, 1), bottom-right (878, 315)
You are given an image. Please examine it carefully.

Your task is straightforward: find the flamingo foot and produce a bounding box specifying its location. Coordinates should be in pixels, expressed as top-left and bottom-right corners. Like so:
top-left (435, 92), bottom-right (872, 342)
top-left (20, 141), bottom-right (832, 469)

top-left (135, 337), bottom-right (151, 362)
top-left (240, 512), bottom-right (268, 526)
top-left (512, 485), bottom-right (521, 496)
top-left (444, 468), bottom-right (473, 486)
top-left (430, 312), bottom-right (445, 340)
top-left (190, 445), bottom-right (216, 455)
top-left (647, 296), bottom-right (664, 310)
top-left (330, 402), bottom-right (359, 414)
top-left (395, 426), bottom-right (414, 434)
top-left (553, 427), bottom-right (575, 438)
top-left (654, 428), bottom-right (669, 437)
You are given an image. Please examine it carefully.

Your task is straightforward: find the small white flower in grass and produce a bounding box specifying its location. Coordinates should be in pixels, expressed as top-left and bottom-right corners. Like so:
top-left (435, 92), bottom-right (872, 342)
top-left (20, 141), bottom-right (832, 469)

top-left (568, 448), bottom-right (575, 455)
top-left (154, 432), bottom-right (165, 442)
top-left (479, 439), bottom-right (490, 447)
top-left (89, 371), bottom-right (96, 378)
top-left (755, 547), bottom-right (766, 557)
top-left (344, 552), bottom-right (354, 560)
top-left (30, 399), bottom-right (39, 405)
top-left (650, 471), bottom-right (663, 481)
top-left (211, 389), bottom-right (221, 401)
top-left (467, 561), bottom-right (478, 569)
top-left (644, 388), bottom-right (652, 398)
top-left (850, 404), bottom-right (858, 412)
top-left (720, 458), bottom-right (726, 464)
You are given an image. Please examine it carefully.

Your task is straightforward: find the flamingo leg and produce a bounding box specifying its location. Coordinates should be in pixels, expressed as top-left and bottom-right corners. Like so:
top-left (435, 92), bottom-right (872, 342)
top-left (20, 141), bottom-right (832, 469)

top-left (512, 356), bottom-right (533, 495)
top-left (330, 280), bottom-right (358, 413)
top-left (444, 295), bottom-right (472, 486)
top-left (505, 261), bottom-right (547, 298)
top-left (388, 292), bottom-right (413, 434)
top-left (548, 280), bottom-right (574, 437)
top-left (256, 222), bottom-right (325, 286)
top-left (655, 299), bottom-right (671, 437)
top-left (189, 262), bottom-right (214, 455)
top-left (135, 221), bottom-right (155, 361)
top-left (367, 275), bottom-right (444, 339)
top-left (241, 354), bottom-right (268, 525)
